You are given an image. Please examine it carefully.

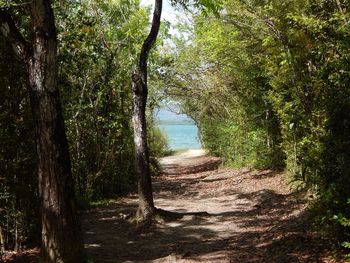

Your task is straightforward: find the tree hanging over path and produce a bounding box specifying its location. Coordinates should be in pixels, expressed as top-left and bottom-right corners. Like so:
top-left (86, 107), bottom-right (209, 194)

top-left (131, 0), bottom-right (222, 221)
top-left (132, 0), bottom-right (163, 220)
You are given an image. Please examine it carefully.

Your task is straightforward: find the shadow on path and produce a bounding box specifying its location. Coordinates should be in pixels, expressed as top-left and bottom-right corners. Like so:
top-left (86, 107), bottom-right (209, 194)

top-left (83, 166), bottom-right (332, 262)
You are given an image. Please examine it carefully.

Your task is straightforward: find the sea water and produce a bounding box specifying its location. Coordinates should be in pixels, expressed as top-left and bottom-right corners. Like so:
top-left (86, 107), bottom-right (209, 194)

top-left (156, 108), bottom-right (202, 150)
top-left (158, 124), bottom-right (201, 149)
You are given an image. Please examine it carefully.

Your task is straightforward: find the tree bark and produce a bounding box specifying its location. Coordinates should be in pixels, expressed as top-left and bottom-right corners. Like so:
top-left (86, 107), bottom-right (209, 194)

top-left (0, 225), bottom-right (4, 254)
top-left (28, 2), bottom-right (84, 262)
top-left (1, 1), bottom-right (85, 262)
top-left (132, 0), bottom-right (162, 220)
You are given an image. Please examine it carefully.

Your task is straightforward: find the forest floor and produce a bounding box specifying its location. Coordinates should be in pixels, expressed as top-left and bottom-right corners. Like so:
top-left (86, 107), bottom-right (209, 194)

top-left (83, 149), bottom-right (336, 263)
top-left (3, 150), bottom-right (339, 263)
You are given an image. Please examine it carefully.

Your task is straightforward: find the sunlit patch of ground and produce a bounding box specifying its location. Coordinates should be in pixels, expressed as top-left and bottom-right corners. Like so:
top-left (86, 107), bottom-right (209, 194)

top-left (82, 150), bottom-right (334, 263)
top-left (2, 150), bottom-right (334, 262)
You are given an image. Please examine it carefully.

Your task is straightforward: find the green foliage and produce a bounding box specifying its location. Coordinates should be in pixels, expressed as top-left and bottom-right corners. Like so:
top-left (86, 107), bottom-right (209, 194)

top-left (170, 0), bottom-right (223, 16)
top-left (56, 0), bottom-right (144, 201)
top-left (162, 5), bottom-right (285, 169)
top-left (260, 0), bottom-right (350, 246)
top-left (1, 0), bottom-right (350, 255)
top-left (148, 125), bottom-right (169, 158)
top-left (0, 0), bottom-right (169, 249)
top-left (0, 38), bottom-right (39, 250)
top-left (55, 0), bottom-right (168, 200)
top-left (160, 0), bottom-right (350, 250)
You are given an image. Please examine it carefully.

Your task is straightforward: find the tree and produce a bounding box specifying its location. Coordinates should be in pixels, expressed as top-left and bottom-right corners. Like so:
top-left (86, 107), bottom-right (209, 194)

top-left (130, 0), bottom-right (221, 220)
top-left (0, 35), bottom-right (39, 253)
top-left (132, 0), bottom-right (163, 220)
top-left (0, 1), bottom-right (84, 262)
top-left (161, 0), bottom-right (350, 248)
top-left (57, 0), bottom-right (150, 202)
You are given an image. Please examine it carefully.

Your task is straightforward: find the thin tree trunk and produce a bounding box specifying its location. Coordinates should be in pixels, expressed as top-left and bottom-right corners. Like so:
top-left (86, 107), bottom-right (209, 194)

top-left (0, 226), bottom-right (5, 254)
top-left (132, 0), bottom-right (162, 220)
top-left (335, 0), bottom-right (344, 14)
top-left (14, 219), bottom-right (18, 252)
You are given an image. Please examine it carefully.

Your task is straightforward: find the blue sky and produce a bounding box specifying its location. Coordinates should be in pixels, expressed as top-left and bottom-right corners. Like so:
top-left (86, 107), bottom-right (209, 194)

top-left (140, 0), bottom-right (179, 25)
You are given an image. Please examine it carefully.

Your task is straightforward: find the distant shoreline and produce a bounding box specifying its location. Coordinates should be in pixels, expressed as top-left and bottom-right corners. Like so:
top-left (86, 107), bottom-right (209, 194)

top-left (157, 120), bottom-right (195, 125)
top-left (156, 114), bottom-right (201, 150)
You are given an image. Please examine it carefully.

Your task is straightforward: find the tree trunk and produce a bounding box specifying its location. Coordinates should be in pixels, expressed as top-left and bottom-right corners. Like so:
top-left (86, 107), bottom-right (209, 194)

top-left (1, 4), bottom-right (85, 261)
top-left (132, 74), bottom-right (155, 219)
top-left (132, 0), bottom-right (162, 220)
top-left (0, 226), bottom-right (4, 254)
top-left (26, 1), bottom-right (85, 262)
top-left (29, 88), bottom-right (85, 263)
top-left (14, 219), bottom-right (18, 252)
top-left (1, 3), bottom-right (85, 258)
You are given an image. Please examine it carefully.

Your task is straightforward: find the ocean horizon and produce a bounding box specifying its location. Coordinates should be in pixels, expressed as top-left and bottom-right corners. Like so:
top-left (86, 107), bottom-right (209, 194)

top-left (155, 108), bottom-right (201, 150)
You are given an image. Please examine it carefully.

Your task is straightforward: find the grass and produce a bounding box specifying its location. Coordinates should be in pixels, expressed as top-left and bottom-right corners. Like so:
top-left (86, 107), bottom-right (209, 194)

top-left (88, 198), bottom-right (118, 208)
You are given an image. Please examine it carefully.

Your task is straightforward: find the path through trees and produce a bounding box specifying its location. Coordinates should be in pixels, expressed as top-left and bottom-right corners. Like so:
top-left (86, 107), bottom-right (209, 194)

top-left (82, 150), bottom-right (332, 263)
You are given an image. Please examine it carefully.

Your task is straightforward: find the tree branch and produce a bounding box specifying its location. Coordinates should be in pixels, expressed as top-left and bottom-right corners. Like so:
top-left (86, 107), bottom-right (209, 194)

top-left (0, 9), bottom-right (29, 58)
top-left (335, 0), bottom-right (344, 15)
top-left (139, 0), bottom-right (162, 79)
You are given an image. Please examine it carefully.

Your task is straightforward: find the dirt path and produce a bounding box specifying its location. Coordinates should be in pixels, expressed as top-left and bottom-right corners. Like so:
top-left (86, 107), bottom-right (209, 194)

top-left (83, 150), bottom-right (333, 263)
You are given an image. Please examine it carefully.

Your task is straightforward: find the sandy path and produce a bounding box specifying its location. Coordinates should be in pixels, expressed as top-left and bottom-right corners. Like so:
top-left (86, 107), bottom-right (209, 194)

top-left (1, 150), bottom-right (334, 263)
top-left (82, 150), bottom-right (333, 263)
top-left (159, 149), bottom-right (221, 175)
top-left (159, 149), bottom-right (206, 165)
